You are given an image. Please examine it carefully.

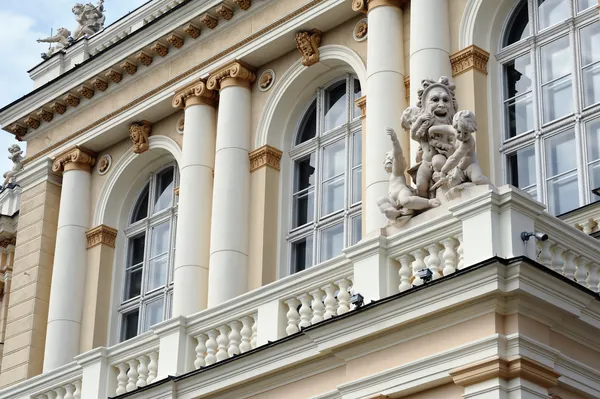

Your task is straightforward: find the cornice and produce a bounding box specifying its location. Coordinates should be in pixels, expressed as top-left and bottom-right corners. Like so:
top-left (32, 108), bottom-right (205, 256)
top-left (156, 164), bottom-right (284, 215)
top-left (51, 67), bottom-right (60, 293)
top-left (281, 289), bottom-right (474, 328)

top-left (207, 61), bottom-right (256, 90)
top-left (86, 225), bottom-right (118, 249)
top-left (450, 45), bottom-right (490, 77)
top-left (249, 145), bottom-right (283, 172)
top-left (52, 146), bottom-right (96, 174)
top-left (172, 80), bottom-right (218, 108)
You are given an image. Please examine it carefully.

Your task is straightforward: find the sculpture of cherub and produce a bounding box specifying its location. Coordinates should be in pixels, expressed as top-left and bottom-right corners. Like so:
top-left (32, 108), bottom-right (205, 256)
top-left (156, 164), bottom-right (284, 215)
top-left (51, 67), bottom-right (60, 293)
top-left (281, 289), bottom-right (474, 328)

top-left (409, 77), bottom-right (458, 198)
top-left (37, 28), bottom-right (72, 59)
top-left (429, 110), bottom-right (490, 195)
top-left (2, 145), bottom-right (24, 188)
top-left (72, 0), bottom-right (106, 40)
top-left (377, 128), bottom-right (441, 223)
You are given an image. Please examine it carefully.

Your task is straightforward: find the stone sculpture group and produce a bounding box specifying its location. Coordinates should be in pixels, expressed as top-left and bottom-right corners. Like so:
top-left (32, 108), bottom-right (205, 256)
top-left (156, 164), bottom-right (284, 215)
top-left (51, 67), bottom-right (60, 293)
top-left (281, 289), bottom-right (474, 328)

top-left (379, 77), bottom-right (490, 225)
top-left (2, 145), bottom-right (23, 190)
top-left (37, 1), bottom-right (106, 59)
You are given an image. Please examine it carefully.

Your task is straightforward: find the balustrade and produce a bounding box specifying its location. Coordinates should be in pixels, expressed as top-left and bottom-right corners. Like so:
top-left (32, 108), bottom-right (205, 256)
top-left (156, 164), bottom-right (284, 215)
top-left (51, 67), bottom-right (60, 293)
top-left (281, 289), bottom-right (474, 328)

top-left (35, 380), bottom-right (81, 399)
top-left (112, 349), bottom-right (158, 395)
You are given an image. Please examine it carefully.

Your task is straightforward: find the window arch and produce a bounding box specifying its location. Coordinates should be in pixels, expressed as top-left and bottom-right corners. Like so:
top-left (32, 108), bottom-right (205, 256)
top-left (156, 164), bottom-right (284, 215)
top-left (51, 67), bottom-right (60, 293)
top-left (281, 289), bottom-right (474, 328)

top-left (119, 164), bottom-right (178, 341)
top-left (499, 0), bottom-right (600, 215)
top-left (288, 75), bottom-right (362, 274)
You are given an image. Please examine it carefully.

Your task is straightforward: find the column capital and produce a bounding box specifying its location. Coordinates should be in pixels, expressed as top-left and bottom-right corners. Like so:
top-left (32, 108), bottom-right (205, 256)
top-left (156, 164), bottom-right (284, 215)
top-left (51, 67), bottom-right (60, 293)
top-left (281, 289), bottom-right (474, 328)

top-left (352, 0), bottom-right (407, 13)
top-left (450, 45), bottom-right (490, 77)
top-left (249, 145), bottom-right (283, 172)
top-left (86, 225), bottom-right (118, 249)
top-left (207, 61), bottom-right (256, 91)
top-left (52, 146), bottom-right (96, 174)
top-left (355, 95), bottom-right (367, 120)
top-left (172, 79), bottom-right (218, 109)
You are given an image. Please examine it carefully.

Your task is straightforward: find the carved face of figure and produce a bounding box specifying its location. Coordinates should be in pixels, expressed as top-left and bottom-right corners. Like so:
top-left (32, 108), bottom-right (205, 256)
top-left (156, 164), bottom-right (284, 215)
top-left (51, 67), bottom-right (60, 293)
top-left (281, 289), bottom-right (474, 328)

top-left (72, 4), bottom-right (84, 14)
top-left (425, 88), bottom-right (454, 124)
top-left (384, 151), bottom-right (393, 173)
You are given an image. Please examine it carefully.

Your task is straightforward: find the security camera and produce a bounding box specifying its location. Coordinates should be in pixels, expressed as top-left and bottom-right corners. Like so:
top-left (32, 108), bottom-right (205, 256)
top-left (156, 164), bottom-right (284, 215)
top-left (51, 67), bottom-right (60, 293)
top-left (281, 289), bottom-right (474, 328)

top-left (349, 293), bottom-right (364, 308)
top-left (520, 232), bottom-right (549, 242)
top-left (417, 268), bottom-right (433, 283)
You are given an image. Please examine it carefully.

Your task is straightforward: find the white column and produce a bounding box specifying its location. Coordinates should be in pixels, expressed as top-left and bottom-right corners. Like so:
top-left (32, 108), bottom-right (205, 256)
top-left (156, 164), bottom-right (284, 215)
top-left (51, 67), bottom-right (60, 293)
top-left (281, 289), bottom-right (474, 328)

top-left (171, 80), bottom-right (218, 316)
top-left (361, 0), bottom-right (407, 233)
top-left (206, 62), bottom-right (256, 307)
top-left (409, 0), bottom-right (453, 161)
top-left (44, 147), bottom-right (95, 371)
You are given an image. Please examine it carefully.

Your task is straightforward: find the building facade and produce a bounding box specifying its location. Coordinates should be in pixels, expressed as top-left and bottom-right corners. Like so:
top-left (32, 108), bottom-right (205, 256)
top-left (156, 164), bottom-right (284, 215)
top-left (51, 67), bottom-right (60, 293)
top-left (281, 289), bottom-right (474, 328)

top-left (0, 0), bottom-right (599, 398)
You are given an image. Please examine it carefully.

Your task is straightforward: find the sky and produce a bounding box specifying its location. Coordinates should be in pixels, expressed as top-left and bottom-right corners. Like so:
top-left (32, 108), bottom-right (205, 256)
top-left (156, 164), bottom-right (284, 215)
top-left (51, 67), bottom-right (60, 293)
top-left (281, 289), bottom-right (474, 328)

top-left (0, 0), bottom-right (148, 174)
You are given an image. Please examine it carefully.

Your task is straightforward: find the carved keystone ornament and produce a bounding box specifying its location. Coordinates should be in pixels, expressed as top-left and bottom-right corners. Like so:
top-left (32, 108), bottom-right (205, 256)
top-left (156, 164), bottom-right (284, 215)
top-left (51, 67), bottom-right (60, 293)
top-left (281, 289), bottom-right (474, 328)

top-left (295, 29), bottom-right (322, 67)
top-left (130, 121), bottom-right (152, 154)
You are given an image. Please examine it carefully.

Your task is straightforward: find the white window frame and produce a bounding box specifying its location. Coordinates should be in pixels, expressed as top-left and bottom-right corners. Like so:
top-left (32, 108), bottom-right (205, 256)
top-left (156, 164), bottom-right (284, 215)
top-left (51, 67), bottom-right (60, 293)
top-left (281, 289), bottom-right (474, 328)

top-left (497, 0), bottom-right (600, 215)
top-left (287, 74), bottom-right (362, 273)
top-left (117, 163), bottom-right (178, 342)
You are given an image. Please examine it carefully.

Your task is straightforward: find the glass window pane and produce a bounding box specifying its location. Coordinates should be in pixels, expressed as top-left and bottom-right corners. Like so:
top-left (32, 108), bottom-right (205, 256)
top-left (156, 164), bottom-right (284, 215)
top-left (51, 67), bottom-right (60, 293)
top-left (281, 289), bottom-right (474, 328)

top-left (504, 55), bottom-right (533, 99)
top-left (131, 184), bottom-right (149, 223)
top-left (352, 131), bottom-right (362, 168)
top-left (352, 167), bottom-right (362, 204)
top-left (143, 299), bottom-right (164, 331)
top-left (121, 310), bottom-right (139, 341)
top-left (353, 79), bottom-right (362, 118)
top-left (151, 223), bottom-right (170, 257)
top-left (147, 255), bottom-right (168, 291)
top-left (545, 130), bottom-right (576, 177)
top-left (154, 167), bottom-right (174, 214)
top-left (578, 0), bottom-right (595, 11)
top-left (351, 216), bottom-right (362, 245)
top-left (538, 0), bottom-right (569, 30)
top-left (588, 162), bottom-right (600, 195)
top-left (324, 81), bottom-right (348, 131)
top-left (505, 93), bottom-right (534, 138)
top-left (547, 172), bottom-right (579, 214)
top-left (542, 76), bottom-right (572, 123)
top-left (504, 0), bottom-right (530, 47)
top-left (581, 22), bottom-right (600, 66)
top-left (586, 119), bottom-right (600, 161)
top-left (320, 224), bottom-right (344, 262)
top-left (293, 190), bottom-right (314, 227)
top-left (323, 140), bottom-right (345, 180)
top-left (292, 236), bottom-right (313, 273)
top-left (508, 146), bottom-right (536, 188)
top-left (294, 154), bottom-right (316, 192)
top-left (540, 37), bottom-right (571, 83)
top-left (296, 100), bottom-right (317, 145)
top-left (125, 268), bottom-right (142, 300)
top-left (322, 176), bottom-right (345, 215)
top-left (583, 63), bottom-right (600, 107)
top-left (129, 234), bottom-right (145, 267)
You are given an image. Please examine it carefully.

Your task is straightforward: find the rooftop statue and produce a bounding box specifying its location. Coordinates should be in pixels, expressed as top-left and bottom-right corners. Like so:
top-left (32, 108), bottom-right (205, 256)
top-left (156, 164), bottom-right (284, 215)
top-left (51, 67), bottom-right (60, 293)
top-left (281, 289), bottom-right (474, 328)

top-left (379, 77), bottom-right (491, 226)
top-left (37, 28), bottom-right (72, 59)
top-left (72, 0), bottom-right (106, 40)
top-left (2, 145), bottom-right (24, 189)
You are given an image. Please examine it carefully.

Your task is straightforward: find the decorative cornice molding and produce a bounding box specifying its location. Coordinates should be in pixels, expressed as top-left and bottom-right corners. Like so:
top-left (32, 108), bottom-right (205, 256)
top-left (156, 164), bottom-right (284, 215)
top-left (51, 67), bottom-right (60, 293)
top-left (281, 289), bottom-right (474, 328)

top-left (352, 0), bottom-right (407, 13)
top-left (86, 225), bottom-right (118, 249)
top-left (355, 95), bottom-right (366, 120)
top-left (52, 146), bottom-right (96, 174)
top-left (172, 79), bottom-right (218, 109)
top-left (130, 121), bottom-right (152, 154)
top-left (295, 29), bottom-right (322, 67)
top-left (207, 61), bottom-right (256, 90)
top-left (450, 45), bottom-right (490, 77)
top-left (249, 145), bottom-right (283, 172)
top-left (450, 356), bottom-right (560, 388)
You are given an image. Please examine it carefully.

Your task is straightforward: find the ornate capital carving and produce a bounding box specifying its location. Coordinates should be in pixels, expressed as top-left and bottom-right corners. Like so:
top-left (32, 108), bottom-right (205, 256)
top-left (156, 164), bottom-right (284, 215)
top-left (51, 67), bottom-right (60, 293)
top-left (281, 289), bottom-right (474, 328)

top-left (249, 145), bottom-right (283, 172)
top-left (130, 121), bottom-right (152, 154)
top-left (207, 61), bottom-right (256, 90)
top-left (352, 0), bottom-right (406, 13)
top-left (52, 146), bottom-right (96, 173)
top-left (295, 29), bottom-right (322, 67)
top-left (173, 80), bottom-right (218, 108)
top-left (355, 96), bottom-right (367, 120)
top-left (86, 225), bottom-right (118, 249)
top-left (450, 45), bottom-right (490, 77)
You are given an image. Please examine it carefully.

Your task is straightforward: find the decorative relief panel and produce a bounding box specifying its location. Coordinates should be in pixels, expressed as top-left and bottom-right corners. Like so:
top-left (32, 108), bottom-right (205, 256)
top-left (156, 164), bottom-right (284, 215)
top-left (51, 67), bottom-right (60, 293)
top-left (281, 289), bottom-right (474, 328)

top-left (86, 225), bottom-right (118, 249)
top-left (353, 19), bottom-right (368, 41)
top-left (258, 69), bottom-right (275, 92)
top-left (295, 29), bottom-right (322, 67)
top-left (130, 121), bottom-right (152, 154)
top-left (97, 154), bottom-right (112, 175)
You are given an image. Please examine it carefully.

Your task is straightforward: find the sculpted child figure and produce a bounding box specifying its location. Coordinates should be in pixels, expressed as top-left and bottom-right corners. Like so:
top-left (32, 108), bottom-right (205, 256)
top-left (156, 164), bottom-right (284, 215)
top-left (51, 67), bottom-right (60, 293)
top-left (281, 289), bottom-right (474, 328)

top-left (377, 127), bottom-right (441, 222)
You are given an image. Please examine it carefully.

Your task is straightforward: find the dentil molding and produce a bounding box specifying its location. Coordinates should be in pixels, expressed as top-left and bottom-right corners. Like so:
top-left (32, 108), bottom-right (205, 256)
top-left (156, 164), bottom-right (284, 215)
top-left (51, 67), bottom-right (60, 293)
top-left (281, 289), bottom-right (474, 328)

top-left (249, 145), bottom-right (283, 172)
top-left (52, 146), bottom-right (96, 173)
top-left (86, 225), bottom-right (118, 249)
top-left (450, 45), bottom-right (490, 77)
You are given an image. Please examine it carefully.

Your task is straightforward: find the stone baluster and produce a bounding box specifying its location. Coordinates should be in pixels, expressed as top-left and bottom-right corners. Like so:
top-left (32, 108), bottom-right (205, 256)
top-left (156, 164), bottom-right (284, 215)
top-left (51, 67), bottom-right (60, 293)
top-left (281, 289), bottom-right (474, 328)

top-left (574, 257), bottom-right (589, 284)
top-left (251, 314), bottom-right (258, 349)
top-left (398, 254), bottom-right (414, 292)
top-left (537, 239), bottom-right (552, 268)
top-left (426, 243), bottom-right (443, 280)
top-left (147, 351), bottom-right (158, 384)
top-left (239, 316), bottom-right (253, 353)
top-left (54, 388), bottom-right (65, 399)
top-left (194, 334), bottom-right (208, 369)
top-left (586, 263), bottom-right (600, 292)
top-left (285, 298), bottom-right (301, 335)
top-left (577, 218), bottom-right (597, 234)
top-left (550, 244), bottom-right (565, 273)
top-left (298, 294), bottom-right (313, 329)
top-left (411, 249), bottom-right (427, 286)
top-left (136, 355), bottom-right (149, 387)
top-left (310, 289), bottom-right (325, 324)
top-left (456, 235), bottom-right (464, 270)
top-left (126, 359), bottom-right (139, 392)
top-left (563, 251), bottom-right (577, 280)
top-left (115, 363), bottom-right (129, 395)
top-left (73, 381), bottom-right (81, 399)
top-left (228, 320), bottom-right (242, 357)
top-left (440, 237), bottom-right (458, 276)
top-left (216, 325), bottom-right (231, 362)
top-left (322, 283), bottom-right (338, 319)
top-left (64, 384), bottom-right (75, 399)
top-left (336, 279), bottom-right (351, 315)
top-left (205, 329), bottom-right (219, 365)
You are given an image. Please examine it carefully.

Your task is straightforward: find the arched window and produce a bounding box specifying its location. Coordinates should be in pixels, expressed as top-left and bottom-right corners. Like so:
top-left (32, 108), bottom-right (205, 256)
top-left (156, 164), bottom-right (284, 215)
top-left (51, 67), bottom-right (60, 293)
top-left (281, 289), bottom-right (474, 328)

top-left (499, 0), bottom-right (600, 215)
top-left (288, 75), bottom-right (362, 274)
top-left (119, 164), bottom-right (178, 341)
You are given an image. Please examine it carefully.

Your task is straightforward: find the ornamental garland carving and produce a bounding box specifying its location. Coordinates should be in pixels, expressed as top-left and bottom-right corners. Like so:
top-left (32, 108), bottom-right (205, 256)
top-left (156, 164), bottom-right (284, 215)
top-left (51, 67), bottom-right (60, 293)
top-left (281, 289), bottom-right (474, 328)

top-left (295, 29), bottom-right (322, 67)
top-left (207, 61), bottom-right (256, 90)
top-left (249, 145), bottom-right (283, 172)
top-left (450, 45), bottom-right (490, 77)
top-left (52, 146), bottom-right (96, 173)
top-left (172, 80), bottom-right (218, 108)
top-left (130, 121), bottom-right (152, 154)
top-left (86, 225), bottom-right (118, 249)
